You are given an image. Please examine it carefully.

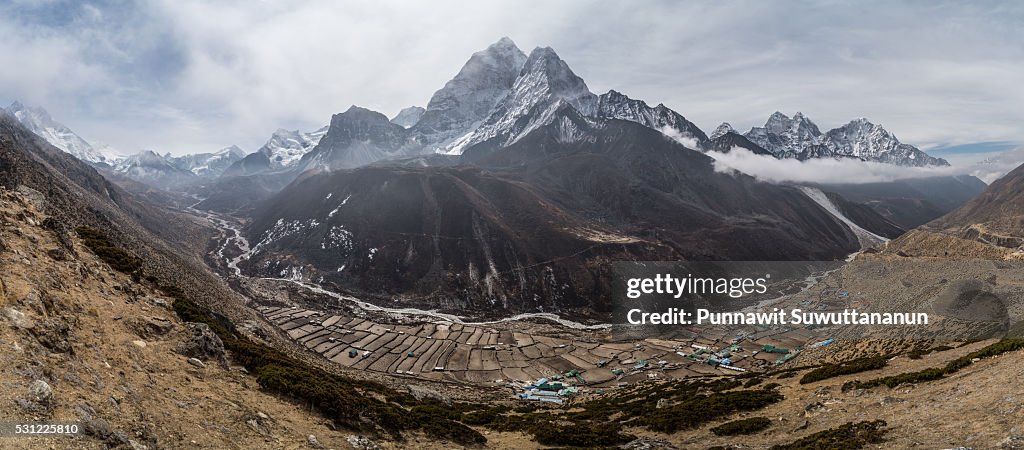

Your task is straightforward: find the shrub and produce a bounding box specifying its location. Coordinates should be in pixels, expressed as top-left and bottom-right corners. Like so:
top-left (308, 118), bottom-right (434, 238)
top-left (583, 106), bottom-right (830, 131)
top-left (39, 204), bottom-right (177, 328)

top-left (711, 417), bottom-right (772, 436)
top-left (908, 344), bottom-right (954, 359)
top-left (770, 420), bottom-right (887, 450)
top-left (846, 339), bottom-right (1024, 391)
top-left (530, 422), bottom-right (632, 447)
top-left (743, 377), bottom-right (764, 387)
top-left (639, 389), bottom-right (783, 433)
top-left (75, 227), bottom-right (142, 274)
top-left (799, 356), bottom-right (887, 384)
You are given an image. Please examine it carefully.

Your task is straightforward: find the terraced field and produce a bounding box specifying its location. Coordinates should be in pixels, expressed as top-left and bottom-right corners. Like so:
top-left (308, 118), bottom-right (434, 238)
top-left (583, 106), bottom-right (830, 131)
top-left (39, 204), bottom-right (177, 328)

top-left (258, 305), bottom-right (824, 386)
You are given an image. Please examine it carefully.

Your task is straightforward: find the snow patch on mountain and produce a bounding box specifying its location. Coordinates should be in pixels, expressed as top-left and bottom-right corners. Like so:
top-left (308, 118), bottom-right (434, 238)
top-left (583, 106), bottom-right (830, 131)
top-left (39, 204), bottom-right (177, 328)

top-left (800, 186), bottom-right (887, 248)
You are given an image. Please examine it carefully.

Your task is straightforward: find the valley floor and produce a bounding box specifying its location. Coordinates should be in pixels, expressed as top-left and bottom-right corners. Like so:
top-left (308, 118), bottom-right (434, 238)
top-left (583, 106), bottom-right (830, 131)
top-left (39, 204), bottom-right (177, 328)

top-left (195, 206), bottom-right (1024, 449)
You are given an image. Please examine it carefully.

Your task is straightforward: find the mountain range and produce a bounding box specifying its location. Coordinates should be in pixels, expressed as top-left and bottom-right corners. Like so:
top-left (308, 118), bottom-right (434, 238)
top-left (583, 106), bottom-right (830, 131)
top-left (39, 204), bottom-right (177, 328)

top-left (1, 38), bottom-right (987, 316)
top-left (3, 101), bottom-right (110, 164)
top-left (720, 112), bottom-right (949, 166)
top-left (227, 38), bottom-right (973, 315)
top-left (108, 147), bottom-right (246, 188)
top-left (5, 39), bottom-right (949, 190)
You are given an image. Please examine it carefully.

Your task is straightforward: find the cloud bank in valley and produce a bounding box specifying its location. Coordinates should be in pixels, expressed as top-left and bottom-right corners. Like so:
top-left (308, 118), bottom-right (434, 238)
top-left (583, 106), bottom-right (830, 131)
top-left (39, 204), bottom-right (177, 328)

top-left (708, 147), bottom-right (1024, 185)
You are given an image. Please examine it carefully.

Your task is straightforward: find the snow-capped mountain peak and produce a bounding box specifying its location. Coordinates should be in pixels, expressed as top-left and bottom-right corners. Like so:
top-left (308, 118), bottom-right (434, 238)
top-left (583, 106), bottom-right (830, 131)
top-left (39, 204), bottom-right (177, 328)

top-left (4, 101), bottom-right (106, 164)
top-left (108, 145), bottom-right (247, 186)
top-left (742, 112), bottom-right (947, 166)
top-left (515, 46), bottom-right (597, 113)
top-left (390, 106), bottom-right (425, 128)
top-left (165, 145), bottom-right (246, 176)
top-left (259, 126), bottom-right (329, 169)
top-left (411, 37), bottom-right (527, 149)
top-left (822, 117), bottom-right (946, 166)
top-left (710, 122), bottom-right (736, 140)
top-left (746, 111), bottom-right (826, 157)
top-left (442, 45), bottom-right (599, 153)
top-left (765, 111), bottom-right (822, 141)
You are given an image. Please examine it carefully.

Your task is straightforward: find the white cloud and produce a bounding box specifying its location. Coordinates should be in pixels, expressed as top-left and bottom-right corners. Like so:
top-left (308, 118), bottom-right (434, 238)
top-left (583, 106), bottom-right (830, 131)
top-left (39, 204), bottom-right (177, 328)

top-left (963, 146), bottom-right (1024, 184)
top-left (708, 147), bottom-right (1024, 185)
top-left (658, 125), bottom-right (700, 150)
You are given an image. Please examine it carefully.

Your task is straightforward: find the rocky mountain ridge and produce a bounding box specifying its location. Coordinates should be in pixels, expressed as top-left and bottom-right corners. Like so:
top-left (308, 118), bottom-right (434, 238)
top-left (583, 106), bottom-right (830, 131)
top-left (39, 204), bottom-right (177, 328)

top-left (4, 101), bottom-right (108, 164)
top-left (725, 112), bottom-right (948, 166)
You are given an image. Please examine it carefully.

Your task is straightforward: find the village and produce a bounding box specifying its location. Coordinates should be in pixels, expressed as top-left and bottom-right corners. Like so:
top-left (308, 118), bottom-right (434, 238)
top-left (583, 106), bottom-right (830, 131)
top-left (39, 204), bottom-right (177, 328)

top-left (257, 301), bottom-right (840, 404)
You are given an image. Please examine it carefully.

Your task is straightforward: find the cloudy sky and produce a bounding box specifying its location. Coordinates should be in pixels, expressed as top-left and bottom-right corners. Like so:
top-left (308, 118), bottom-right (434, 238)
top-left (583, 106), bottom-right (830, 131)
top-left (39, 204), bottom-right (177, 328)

top-left (1, 0), bottom-right (1021, 159)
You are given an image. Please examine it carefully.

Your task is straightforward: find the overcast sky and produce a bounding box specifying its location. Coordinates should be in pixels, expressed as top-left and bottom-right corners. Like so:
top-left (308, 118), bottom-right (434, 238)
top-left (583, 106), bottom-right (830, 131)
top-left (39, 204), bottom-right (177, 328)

top-left (1, 0), bottom-right (1021, 157)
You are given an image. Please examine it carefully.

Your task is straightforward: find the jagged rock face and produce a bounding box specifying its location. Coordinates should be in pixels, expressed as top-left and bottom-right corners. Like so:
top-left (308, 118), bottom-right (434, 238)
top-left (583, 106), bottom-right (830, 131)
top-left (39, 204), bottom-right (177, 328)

top-left (297, 106), bottom-right (412, 171)
top-left (390, 106), bottom-right (425, 128)
top-left (289, 40), bottom-right (713, 168)
top-left (595, 90), bottom-right (708, 149)
top-left (411, 37), bottom-right (527, 147)
top-left (746, 112), bottom-right (825, 158)
top-left (708, 130), bottom-right (776, 156)
top-left (223, 127), bottom-right (327, 177)
top-left (824, 118), bottom-right (946, 167)
top-left (744, 112), bottom-right (947, 166)
top-left (4, 101), bottom-right (107, 164)
top-left (445, 46), bottom-right (599, 152)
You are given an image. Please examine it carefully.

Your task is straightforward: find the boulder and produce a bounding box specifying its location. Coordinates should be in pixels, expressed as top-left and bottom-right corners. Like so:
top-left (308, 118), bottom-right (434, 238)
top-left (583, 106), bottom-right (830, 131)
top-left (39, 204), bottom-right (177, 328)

top-left (29, 379), bottom-right (53, 404)
top-left (175, 322), bottom-right (226, 365)
top-left (1, 307), bottom-right (35, 329)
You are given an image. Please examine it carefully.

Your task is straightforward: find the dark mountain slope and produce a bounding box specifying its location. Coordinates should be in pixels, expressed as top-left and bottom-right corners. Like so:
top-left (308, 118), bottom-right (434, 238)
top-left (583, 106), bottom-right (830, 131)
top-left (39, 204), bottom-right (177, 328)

top-left (245, 111), bottom-right (862, 316)
top-left (0, 112), bottom-right (243, 315)
top-left (467, 112), bottom-right (860, 260)
top-left (823, 192), bottom-right (905, 239)
top-left (245, 165), bottom-right (670, 314)
top-left (816, 176), bottom-right (987, 229)
top-left (932, 163), bottom-right (1024, 239)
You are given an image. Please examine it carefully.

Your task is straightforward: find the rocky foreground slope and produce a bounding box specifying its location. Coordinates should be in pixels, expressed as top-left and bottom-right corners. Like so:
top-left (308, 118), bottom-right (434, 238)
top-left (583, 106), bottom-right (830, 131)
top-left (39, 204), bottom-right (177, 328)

top-left (0, 188), bottom-right (356, 449)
